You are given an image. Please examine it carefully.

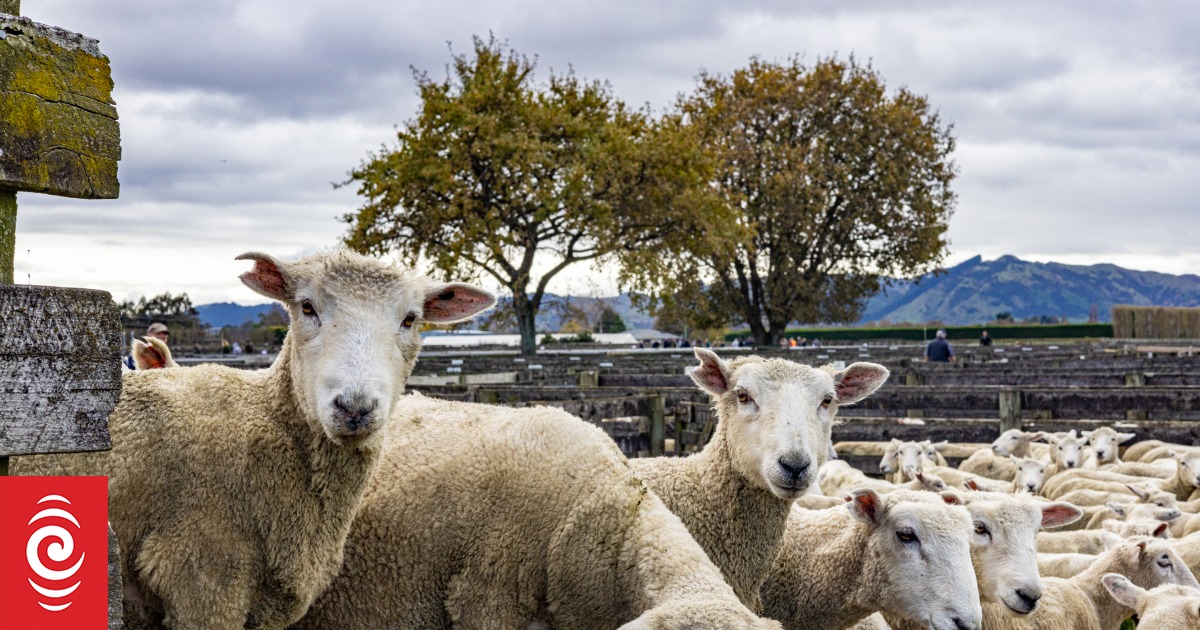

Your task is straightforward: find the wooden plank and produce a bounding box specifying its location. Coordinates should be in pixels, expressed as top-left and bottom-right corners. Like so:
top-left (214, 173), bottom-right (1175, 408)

top-left (0, 14), bottom-right (120, 198)
top-left (0, 284), bottom-right (120, 456)
top-left (648, 394), bottom-right (665, 456)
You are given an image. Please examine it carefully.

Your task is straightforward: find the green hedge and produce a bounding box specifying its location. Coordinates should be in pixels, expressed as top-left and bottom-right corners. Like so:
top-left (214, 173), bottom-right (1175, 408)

top-left (724, 323), bottom-right (1113, 343)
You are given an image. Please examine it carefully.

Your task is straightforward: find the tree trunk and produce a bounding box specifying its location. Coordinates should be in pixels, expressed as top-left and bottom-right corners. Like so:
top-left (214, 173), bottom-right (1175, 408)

top-left (513, 294), bottom-right (538, 356)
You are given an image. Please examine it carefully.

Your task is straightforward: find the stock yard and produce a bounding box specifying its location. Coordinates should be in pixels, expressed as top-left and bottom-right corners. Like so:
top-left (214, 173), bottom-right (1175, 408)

top-left (392, 341), bottom-right (1200, 470)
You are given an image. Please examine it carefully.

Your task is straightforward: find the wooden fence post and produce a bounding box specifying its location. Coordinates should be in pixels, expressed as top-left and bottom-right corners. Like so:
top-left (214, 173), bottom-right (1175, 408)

top-left (998, 388), bottom-right (1022, 433)
top-left (578, 370), bottom-right (599, 388)
top-left (648, 395), bottom-right (665, 456)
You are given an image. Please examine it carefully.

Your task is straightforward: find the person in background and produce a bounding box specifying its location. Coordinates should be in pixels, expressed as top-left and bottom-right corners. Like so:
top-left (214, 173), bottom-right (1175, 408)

top-left (979, 330), bottom-right (993, 346)
top-left (925, 329), bottom-right (955, 363)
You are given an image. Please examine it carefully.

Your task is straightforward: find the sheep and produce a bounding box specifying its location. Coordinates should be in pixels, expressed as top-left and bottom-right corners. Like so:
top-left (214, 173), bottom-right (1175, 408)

top-left (1080, 427), bottom-right (1135, 466)
top-left (1173, 531), bottom-right (1200, 580)
top-left (1054, 482), bottom-right (1179, 510)
top-left (958, 431), bottom-right (1047, 481)
top-left (962, 456), bottom-right (1047, 495)
top-left (760, 489), bottom-right (981, 630)
top-left (1086, 501), bottom-right (1180, 530)
top-left (1122, 439), bottom-right (1168, 462)
top-left (883, 491), bottom-right (1084, 630)
top-left (878, 440), bottom-right (928, 484)
top-left (14, 250), bottom-right (497, 630)
top-left (1044, 452), bottom-right (1200, 501)
top-left (975, 538), bottom-right (1199, 629)
top-left (1043, 430), bottom-right (1089, 474)
top-left (296, 395), bottom-right (779, 630)
top-left (630, 348), bottom-right (890, 610)
top-left (1037, 553), bottom-right (1098, 579)
top-left (1102, 577), bottom-right (1200, 629)
top-left (1137, 443), bottom-right (1200, 464)
top-left (1037, 530), bottom-right (1124, 554)
top-left (1100, 519), bottom-right (1171, 539)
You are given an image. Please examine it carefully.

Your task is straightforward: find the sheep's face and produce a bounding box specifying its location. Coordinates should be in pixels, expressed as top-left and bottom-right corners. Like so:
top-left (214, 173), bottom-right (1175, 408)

top-left (1125, 485), bottom-right (1181, 521)
top-left (891, 441), bottom-right (927, 482)
top-left (688, 350), bottom-right (888, 500)
top-left (1084, 428), bottom-right (1135, 464)
top-left (238, 251), bottom-right (494, 446)
top-left (847, 490), bottom-right (980, 630)
top-left (1045, 431), bottom-right (1087, 469)
top-left (1109, 502), bottom-right (1181, 524)
top-left (1102, 519), bottom-right (1170, 539)
top-left (1171, 451), bottom-right (1200, 489)
top-left (991, 430), bottom-right (1043, 457)
top-left (1104, 580), bottom-right (1200, 629)
top-left (960, 495), bottom-right (1080, 616)
top-left (1007, 456), bottom-right (1046, 494)
top-left (1111, 539), bottom-right (1200, 593)
top-left (879, 439), bottom-right (901, 475)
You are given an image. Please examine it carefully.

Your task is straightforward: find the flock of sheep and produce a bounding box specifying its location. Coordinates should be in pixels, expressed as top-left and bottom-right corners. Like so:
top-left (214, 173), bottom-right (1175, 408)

top-left (12, 249), bottom-right (1200, 630)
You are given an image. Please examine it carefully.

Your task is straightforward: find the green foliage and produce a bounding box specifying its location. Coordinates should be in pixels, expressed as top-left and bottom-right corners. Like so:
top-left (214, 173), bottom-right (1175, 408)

top-left (724, 323), bottom-right (1113, 342)
top-left (118, 292), bottom-right (202, 329)
top-left (595, 306), bottom-right (626, 333)
top-left (664, 56), bottom-right (956, 346)
top-left (341, 35), bottom-right (724, 354)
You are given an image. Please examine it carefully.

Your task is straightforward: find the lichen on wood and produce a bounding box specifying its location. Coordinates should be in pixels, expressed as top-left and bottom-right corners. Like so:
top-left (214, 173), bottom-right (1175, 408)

top-left (0, 14), bottom-right (120, 199)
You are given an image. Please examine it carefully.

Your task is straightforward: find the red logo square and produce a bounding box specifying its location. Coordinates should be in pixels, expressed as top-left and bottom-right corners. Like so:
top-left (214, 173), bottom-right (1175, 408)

top-left (0, 476), bottom-right (109, 630)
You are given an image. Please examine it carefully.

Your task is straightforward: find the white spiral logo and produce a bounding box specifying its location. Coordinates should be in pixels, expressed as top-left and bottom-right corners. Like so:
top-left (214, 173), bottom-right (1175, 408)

top-left (26, 494), bottom-right (86, 612)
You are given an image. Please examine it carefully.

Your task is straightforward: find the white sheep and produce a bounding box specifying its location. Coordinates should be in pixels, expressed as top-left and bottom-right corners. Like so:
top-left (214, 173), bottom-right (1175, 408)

top-left (962, 456), bottom-right (1047, 495)
top-left (631, 348), bottom-right (889, 609)
top-left (1080, 427), bottom-right (1135, 466)
top-left (1037, 530), bottom-right (1124, 555)
top-left (1102, 577), bottom-right (1200, 628)
top-left (1100, 519), bottom-right (1171, 540)
top-left (14, 250), bottom-right (497, 630)
top-left (296, 395), bottom-right (779, 629)
top-left (958, 430), bottom-right (1047, 481)
top-left (1123, 439), bottom-right (1169, 462)
top-left (1043, 430), bottom-right (1089, 474)
top-left (878, 440), bottom-right (945, 484)
top-left (1037, 553), bottom-right (1098, 579)
top-left (976, 538), bottom-right (1199, 629)
top-left (760, 489), bottom-right (981, 630)
top-left (882, 490), bottom-right (1083, 629)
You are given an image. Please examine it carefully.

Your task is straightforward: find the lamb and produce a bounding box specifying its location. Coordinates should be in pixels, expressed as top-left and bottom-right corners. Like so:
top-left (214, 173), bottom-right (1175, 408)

top-left (958, 430), bottom-right (1046, 481)
top-left (760, 489), bottom-right (981, 630)
top-left (296, 395), bottom-right (779, 629)
top-left (1043, 430), bottom-right (1089, 474)
top-left (13, 250), bottom-right (497, 629)
top-left (1037, 530), bottom-right (1123, 554)
top-left (1037, 553), bottom-right (1098, 579)
top-left (962, 456), bottom-right (1047, 495)
top-left (878, 440), bottom-right (928, 484)
top-left (975, 538), bottom-right (1198, 629)
top-left (883, 491), bottom-right (1084, 629)
top-left (630, 349), bottom-right (890, 609)
top-left (991, 429), bottom-right (1049, 458)
top-left (1102, 577), bottom-right (1200, 629)
top-left (1080, 427), bottom-right (1135, 466)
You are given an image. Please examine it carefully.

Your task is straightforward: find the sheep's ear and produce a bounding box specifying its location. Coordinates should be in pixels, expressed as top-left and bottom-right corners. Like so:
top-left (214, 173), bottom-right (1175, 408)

top-left (133, 337), bottom-right (172, 370)
top-left (827, 444), bottom-right (838, 460)
top-left (931, 440), bottom-right (948, 452)
top-left (1126, 484), bottom-right (1150, 501)
top-left (1043, 434), bottom-right (1060, 445)
top-left (688, 348), bottom-right (731, 396)
top-left (1080, 430), bottom-right (1093, 441)
top-left (830, 362), bottom-right (889, 405)
top-left (846, 488), bottom-right (885, 526)
top-left (1116, 432), bottom-right (1136, 444)
top-left (1153, 522), bottom-right (1170, 539)
top-left (1101, 532), bottom-right (1122, 549)
top-left (964, 479), bottom-right (981, 492)
top-left (1028, 431), bottom-right (1046, 442)
top-left (421, 283), bottom-right (496, 324)
top-left (940, 490), bottom-right (963, 505)
top-left (1102, 573), bottom-right (1145, 609)
top-left (1107, 503), bottom-right (1129, 517)
top-left (237, 252), bottom-right (292, 301)
top-left (1041, 502), bottom-right (1083, 528)
top-left (1009, 455), bottom-right (1020, 465)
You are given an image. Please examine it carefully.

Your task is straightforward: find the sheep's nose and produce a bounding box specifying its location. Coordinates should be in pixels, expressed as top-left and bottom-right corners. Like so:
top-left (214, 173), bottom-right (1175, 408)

top-left (952, 617), bottom-right (979, 630)
top-left (1097, 450), bottom-right (1108, 459)
top-left (334, 395), bottom-right (378, 430)
top-left (1016, 588), bottom-right (1041, 611)
top-left (778, 457), bottom-right (810, 480)
top-left (1027, 483), bottom-right (1037, 492)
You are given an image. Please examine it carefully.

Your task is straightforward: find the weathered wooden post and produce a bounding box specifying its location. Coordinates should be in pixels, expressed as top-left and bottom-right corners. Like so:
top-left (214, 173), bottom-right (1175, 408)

top-left (648, 394), bottom-right (665, 456)
top-left (0, 4), bottom-right (123, 627)
top-left (998, 387), bottom-right (1022, 433)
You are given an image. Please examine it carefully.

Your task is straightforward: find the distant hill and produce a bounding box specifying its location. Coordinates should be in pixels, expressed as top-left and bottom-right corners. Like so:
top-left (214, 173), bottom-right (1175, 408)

top-left (859, 255), bottom-right (1200, 325)
top-left (195, 302), bottom-right (284, 328)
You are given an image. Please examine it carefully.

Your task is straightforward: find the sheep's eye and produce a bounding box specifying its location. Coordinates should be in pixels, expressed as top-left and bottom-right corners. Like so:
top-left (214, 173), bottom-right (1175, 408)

top-left (821, 396), bottom-right (833, 409)
top-left (402, 313), bottom-right (417, 329)
top-left (974, 522), bottom-right (989, 536)
top-left (300, 300), bottom-right (317, 317)
top-left (1058, 446), bottom-right (1063, 451)
top-left (896, 528), bottom-right (918, 544)
top-left (1011, 436), bottom-right (1018, 440)
top-left (737, 391), bottom-right (751, 404)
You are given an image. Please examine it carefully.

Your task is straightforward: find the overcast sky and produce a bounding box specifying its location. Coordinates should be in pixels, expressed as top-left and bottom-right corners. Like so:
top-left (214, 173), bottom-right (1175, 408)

top-left (14, 0), bottom-right (1200, 305)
